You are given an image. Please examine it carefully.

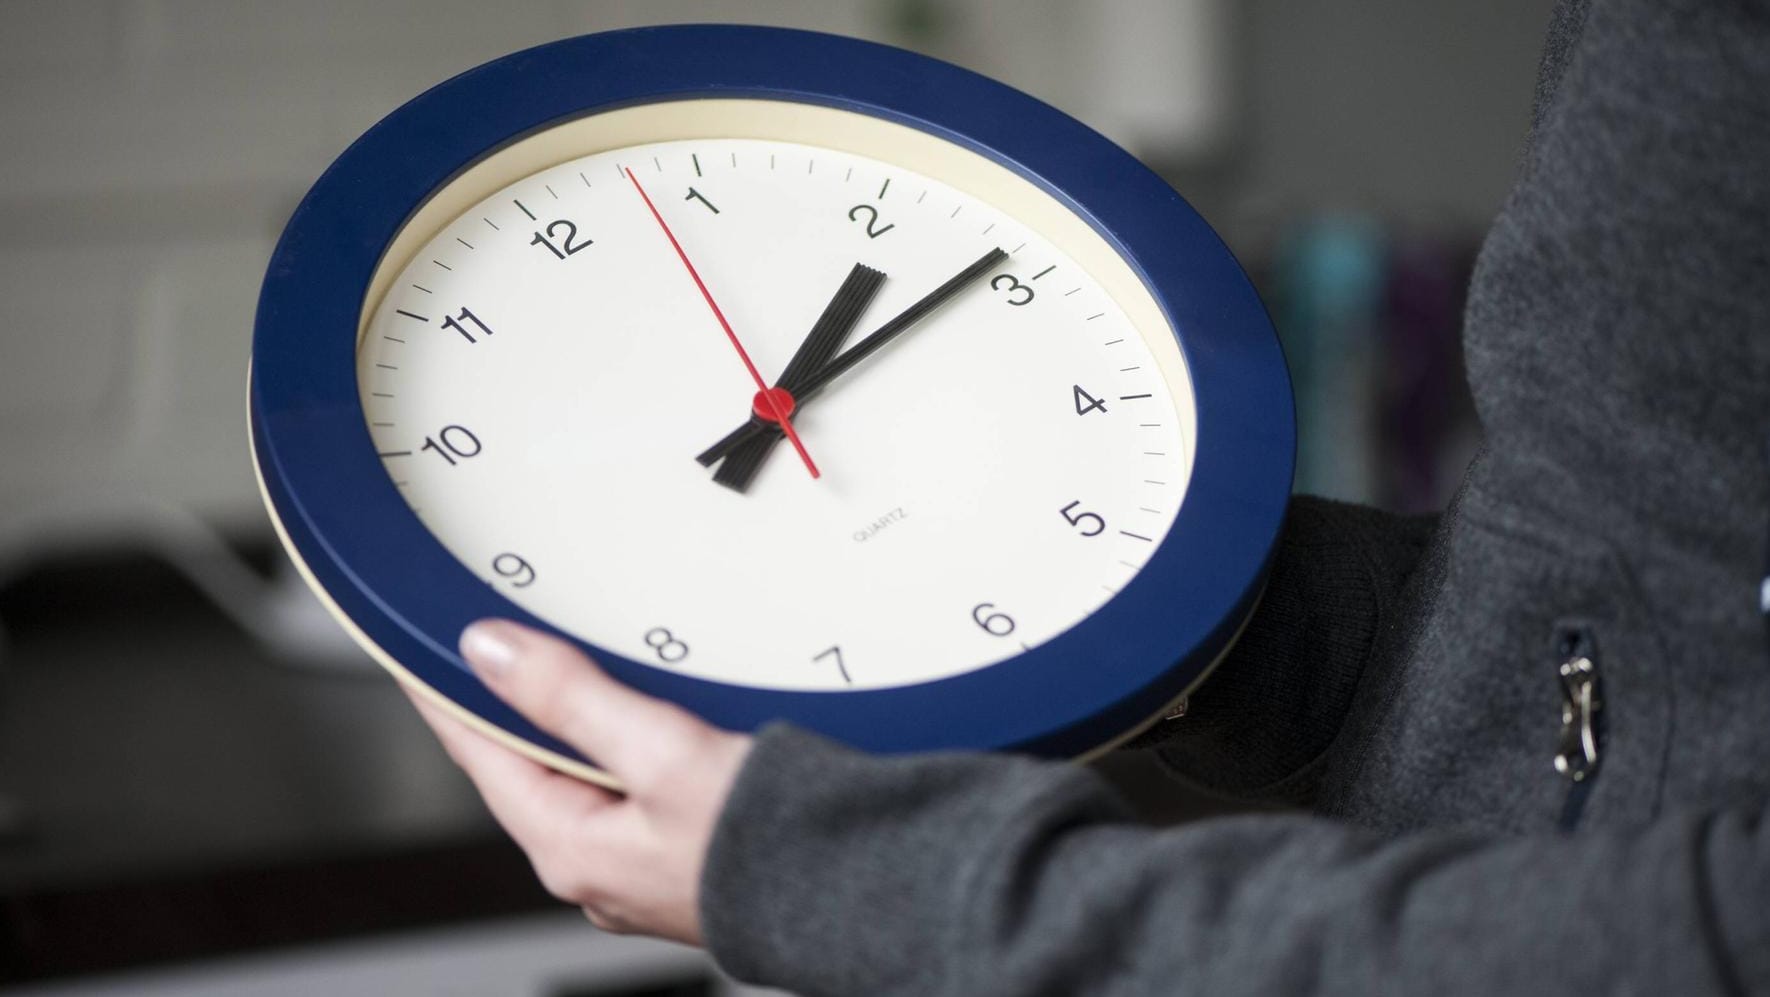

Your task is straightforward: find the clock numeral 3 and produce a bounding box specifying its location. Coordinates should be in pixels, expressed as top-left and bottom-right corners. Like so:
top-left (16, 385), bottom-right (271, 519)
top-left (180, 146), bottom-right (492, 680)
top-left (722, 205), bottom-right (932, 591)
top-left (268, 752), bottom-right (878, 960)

top-left (644, 627), bottom-right (690, 663)
top-left (971, 602), bottom-right (1017, 637)
top-left (420, 424), bottom-right (482, 466)
top-left (491, 552), bottom-right (536, 587)
top-left (990, 272), bottom-right (1035, 306)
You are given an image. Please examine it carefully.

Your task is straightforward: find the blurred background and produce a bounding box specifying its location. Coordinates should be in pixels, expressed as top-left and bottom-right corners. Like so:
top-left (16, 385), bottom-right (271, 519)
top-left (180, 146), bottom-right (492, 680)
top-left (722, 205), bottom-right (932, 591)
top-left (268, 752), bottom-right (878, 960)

top-left (0, 1), bottom-right (1548, 993)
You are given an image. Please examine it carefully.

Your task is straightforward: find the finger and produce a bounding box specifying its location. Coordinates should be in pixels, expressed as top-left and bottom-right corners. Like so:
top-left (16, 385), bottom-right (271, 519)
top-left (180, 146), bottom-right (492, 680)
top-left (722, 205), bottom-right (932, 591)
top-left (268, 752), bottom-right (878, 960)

top-left (459, 619), bottom-right (711, 786)
top-left (404, 683), bottom-right (617, 851)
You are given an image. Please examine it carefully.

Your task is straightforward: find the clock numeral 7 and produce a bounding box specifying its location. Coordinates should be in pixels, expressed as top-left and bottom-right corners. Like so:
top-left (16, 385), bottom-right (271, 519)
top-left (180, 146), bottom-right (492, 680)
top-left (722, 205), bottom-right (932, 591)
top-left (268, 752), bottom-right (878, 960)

top-left (1059, 500), bottom-right (1107, 537)
top-left (813, 645), bottom-right (852, 684)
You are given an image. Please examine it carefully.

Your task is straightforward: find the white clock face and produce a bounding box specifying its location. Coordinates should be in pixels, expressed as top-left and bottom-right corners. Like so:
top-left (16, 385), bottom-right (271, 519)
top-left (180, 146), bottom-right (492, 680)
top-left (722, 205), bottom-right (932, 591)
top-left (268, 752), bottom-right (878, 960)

top-left (356, 102), bottom-right (1196, 691)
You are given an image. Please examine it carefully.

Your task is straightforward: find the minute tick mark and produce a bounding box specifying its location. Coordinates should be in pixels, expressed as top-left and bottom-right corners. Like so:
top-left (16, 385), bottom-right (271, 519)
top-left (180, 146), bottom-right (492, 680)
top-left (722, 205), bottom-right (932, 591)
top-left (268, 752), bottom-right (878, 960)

top-left (514, 199), bottom-right (536, 220)
top-left (1120, 530), bottom-right (1154, 542)
top-left (455, 237), bottom-right (475, 250)
top-left (395, 309), bottom-right (428, 322)
top-left (1120, 393), bottom-right (1153, 400)
top-left (1032, 265), bottom-right (1055, 280)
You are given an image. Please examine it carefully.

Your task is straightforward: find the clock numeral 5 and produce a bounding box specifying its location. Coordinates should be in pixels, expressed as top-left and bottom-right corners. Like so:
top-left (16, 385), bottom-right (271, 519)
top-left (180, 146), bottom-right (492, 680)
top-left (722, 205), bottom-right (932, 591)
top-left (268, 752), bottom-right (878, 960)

top-left (530, 218), bottom-right (592, 260)
top-left (1059, 500), bottom-right (1107, 537)
top-left (420, 424), bottom-right (481, 466)
top-left (644, 627), bottom-right (690, 663)
top-left (971, 602), bottom-right (1017, 637)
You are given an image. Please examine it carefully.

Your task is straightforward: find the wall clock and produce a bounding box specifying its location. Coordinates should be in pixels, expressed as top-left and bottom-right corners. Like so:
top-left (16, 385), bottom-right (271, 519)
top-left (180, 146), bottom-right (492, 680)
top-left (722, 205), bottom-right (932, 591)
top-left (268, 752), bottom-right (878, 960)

top-left (250, 25), bottom-right (1293, 787)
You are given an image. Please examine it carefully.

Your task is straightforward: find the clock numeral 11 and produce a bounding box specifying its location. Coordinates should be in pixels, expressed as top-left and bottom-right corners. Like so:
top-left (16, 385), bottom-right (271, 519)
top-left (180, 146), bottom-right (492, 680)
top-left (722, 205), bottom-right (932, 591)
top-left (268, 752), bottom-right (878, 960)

top-left (440, 307), bottom-right (494, 344)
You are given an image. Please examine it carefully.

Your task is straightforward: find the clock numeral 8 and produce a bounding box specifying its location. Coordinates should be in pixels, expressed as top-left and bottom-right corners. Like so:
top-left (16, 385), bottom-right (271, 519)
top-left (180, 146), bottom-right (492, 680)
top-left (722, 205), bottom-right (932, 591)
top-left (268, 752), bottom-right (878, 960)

top-left (644, 626), bottom-right (690, 663)
top-left (1059, 500), bottom-right (1107, 537)
top-left (971, 602), bottom-right (1017, 637)
top-left (490, 552), bottom-right (536, 587)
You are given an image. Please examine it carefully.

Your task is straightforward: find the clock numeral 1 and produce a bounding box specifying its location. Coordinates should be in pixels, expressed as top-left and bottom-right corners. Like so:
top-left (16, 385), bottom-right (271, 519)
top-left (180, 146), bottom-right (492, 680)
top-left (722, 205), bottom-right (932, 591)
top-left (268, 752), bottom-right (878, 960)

top-left (440, 307), bottom-right (493, 344)
top-left (971, 602), bottom-right (1017, 637)
top-left (491, 552), bottom-right (536, 587)
top-left (814, 645), bottom-right (852, 684)
top-left (644, 627), bottom-right (690, 663)
top-left (530, 218), bottom-right (592, 260)
top-left (684, 187), bottom-right (721, 214)
top-left (420, 424), bottom-right (481, 466)
top-left (1059, 500), bottom-right (1107, 537)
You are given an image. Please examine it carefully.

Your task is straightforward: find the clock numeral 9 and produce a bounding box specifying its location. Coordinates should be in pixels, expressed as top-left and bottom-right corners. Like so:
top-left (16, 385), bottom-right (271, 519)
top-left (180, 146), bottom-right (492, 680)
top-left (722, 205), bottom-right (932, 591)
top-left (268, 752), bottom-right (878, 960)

top-left (440, 307), bottom-right (494, 344)
top-left (530, 218), bottom-right (592, 260)
top-left (420, 424), bottom-right (481, 466)
top-left (490, 552), bottom-right (536, 588)
top-left (644, 627), bottom-right (690, 663)
top-left (990, 273), bottom-right (1035, 306)
top-left (971, 602), bottom-right (1017, 637)
top-left (1059, 500), bottom-right (1107, 537)
top-left (847, 203), bottom-right (896, 238)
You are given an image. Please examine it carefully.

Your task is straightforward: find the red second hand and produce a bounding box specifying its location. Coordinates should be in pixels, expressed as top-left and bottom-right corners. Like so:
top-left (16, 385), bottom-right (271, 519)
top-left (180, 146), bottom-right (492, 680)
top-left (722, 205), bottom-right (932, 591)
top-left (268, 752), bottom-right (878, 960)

top-left (624, 168), bottom-right (820, 480)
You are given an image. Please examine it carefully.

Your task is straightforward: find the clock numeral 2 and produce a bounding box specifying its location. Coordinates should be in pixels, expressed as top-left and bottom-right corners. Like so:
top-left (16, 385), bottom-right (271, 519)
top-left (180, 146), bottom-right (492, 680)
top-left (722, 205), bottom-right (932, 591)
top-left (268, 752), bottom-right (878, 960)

top-left (645, 627), bottom-right (690, 663)
top-left (530, 218), bottom-right (592, 260)
top-left (847, 203), bottom-right (895, 238)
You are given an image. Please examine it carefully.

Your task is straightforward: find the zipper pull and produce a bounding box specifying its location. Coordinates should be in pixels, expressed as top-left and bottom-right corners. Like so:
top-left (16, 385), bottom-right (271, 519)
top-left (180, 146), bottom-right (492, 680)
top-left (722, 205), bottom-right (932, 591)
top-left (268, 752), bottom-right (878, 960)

top-left (1554, 652), bottom-right (1601, 782)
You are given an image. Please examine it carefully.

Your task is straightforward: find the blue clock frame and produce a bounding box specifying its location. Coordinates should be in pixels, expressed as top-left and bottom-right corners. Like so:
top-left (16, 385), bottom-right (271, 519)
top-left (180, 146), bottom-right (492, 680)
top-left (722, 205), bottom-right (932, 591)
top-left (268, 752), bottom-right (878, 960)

top-left (251, 25), bottom-right (1293, 766)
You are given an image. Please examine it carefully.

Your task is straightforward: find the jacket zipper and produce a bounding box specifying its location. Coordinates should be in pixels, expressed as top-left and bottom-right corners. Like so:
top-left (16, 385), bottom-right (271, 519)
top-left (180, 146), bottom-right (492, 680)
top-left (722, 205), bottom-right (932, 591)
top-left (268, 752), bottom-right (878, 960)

top-left (1553, 626), bottom-right (1602, 831)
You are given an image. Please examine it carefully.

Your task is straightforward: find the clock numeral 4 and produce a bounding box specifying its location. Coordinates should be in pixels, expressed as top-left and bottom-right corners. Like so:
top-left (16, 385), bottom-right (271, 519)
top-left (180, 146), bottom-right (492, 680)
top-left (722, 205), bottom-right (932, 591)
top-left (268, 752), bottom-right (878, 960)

top-left (491, 552), bottom-right (536, 588)
top-left (420, 424), bottom-right (481, 466)
top-left (971, 602), bottom-right (1017, 637)
top-left (530, 218), bottom-right (592, 260)
top-left (644, 627), bottom-right (690, 663)
top-left (1059, 500), bottom-right (1107, 537)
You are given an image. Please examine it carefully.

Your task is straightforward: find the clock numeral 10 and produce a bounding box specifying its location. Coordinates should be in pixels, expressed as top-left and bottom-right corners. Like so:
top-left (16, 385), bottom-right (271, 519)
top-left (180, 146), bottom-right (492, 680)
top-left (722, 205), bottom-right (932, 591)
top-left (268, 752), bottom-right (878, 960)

top-left (491, 552), bottom-right (536, 588)
top-left (530, 218), bottom-right (592, 260)
top-left (644, 627), bottom-right (689, 663)
top-left (440, 307), bottom-right (494, 344)
top-left (972, 603), bottom-right (1017, 637)
top-left (420, 424), bottom-right (481, 466)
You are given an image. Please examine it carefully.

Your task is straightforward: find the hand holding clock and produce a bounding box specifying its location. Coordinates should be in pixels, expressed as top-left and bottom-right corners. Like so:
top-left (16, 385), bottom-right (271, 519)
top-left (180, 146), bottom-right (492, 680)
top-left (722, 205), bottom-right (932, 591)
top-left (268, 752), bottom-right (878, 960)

top-left (408, 619), bottom-right (745, 944)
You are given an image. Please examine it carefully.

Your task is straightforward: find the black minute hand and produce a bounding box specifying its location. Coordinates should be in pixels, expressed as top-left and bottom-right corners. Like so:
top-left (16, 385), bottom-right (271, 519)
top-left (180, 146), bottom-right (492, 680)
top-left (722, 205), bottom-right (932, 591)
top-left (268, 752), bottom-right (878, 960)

top-left (699, 247), bottom-right (1007, 489)
top-left (695, 263), bottom-right (885, 470)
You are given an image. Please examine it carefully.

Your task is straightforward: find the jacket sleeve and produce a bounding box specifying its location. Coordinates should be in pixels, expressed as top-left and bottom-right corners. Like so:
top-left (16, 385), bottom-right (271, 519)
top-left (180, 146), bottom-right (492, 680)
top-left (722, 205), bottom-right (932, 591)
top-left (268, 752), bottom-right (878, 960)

top-left (702, 724), bottom-right (1765, 997)
top-left (1128, 495), bottom-right (1440, 803)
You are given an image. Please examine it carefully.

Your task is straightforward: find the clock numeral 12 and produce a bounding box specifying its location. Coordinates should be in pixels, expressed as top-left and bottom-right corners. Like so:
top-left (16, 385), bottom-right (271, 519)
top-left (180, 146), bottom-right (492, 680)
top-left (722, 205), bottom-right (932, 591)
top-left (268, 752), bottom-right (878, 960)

top-left (530, 218), bottom-right (592, 260)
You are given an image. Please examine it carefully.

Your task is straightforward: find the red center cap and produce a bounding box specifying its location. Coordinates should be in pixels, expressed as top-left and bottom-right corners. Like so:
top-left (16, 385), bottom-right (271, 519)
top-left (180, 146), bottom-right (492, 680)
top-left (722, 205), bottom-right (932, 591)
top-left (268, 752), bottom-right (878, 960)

top-left (751, 386), bottom-right (797, 424)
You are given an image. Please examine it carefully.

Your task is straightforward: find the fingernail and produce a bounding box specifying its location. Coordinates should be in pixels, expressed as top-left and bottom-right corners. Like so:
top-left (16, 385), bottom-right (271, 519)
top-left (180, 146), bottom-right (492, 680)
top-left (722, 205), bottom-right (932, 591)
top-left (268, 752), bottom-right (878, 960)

top-left (461, 620), bottom-right (521, 679)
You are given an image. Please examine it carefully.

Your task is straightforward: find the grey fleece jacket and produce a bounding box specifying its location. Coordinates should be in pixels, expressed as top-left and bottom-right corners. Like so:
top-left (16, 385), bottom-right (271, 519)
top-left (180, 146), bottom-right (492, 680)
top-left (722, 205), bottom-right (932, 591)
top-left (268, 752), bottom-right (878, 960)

top-left (700, 1), bottom-right (1770, 993)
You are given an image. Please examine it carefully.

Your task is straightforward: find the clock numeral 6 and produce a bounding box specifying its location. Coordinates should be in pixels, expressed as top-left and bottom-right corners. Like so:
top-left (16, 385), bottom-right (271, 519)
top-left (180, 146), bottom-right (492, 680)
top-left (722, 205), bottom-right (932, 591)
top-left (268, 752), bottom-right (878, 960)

top-left (530, 218), bottom-right (592, 260)
top-left (490, 552), bottom-right (536, 588)
top-left (990, 273), bottom-right (1035, 306)
top-left (644, 627), bottom-right (690, 663)
top-left (847, 203), bottom-right (896, 238)
top-left (420, 424), bottom-right (481, 466)
top-left (971, 602), bottom-right (1017, 637)
top-left (1059, 500), bottom-right (1107, 537)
